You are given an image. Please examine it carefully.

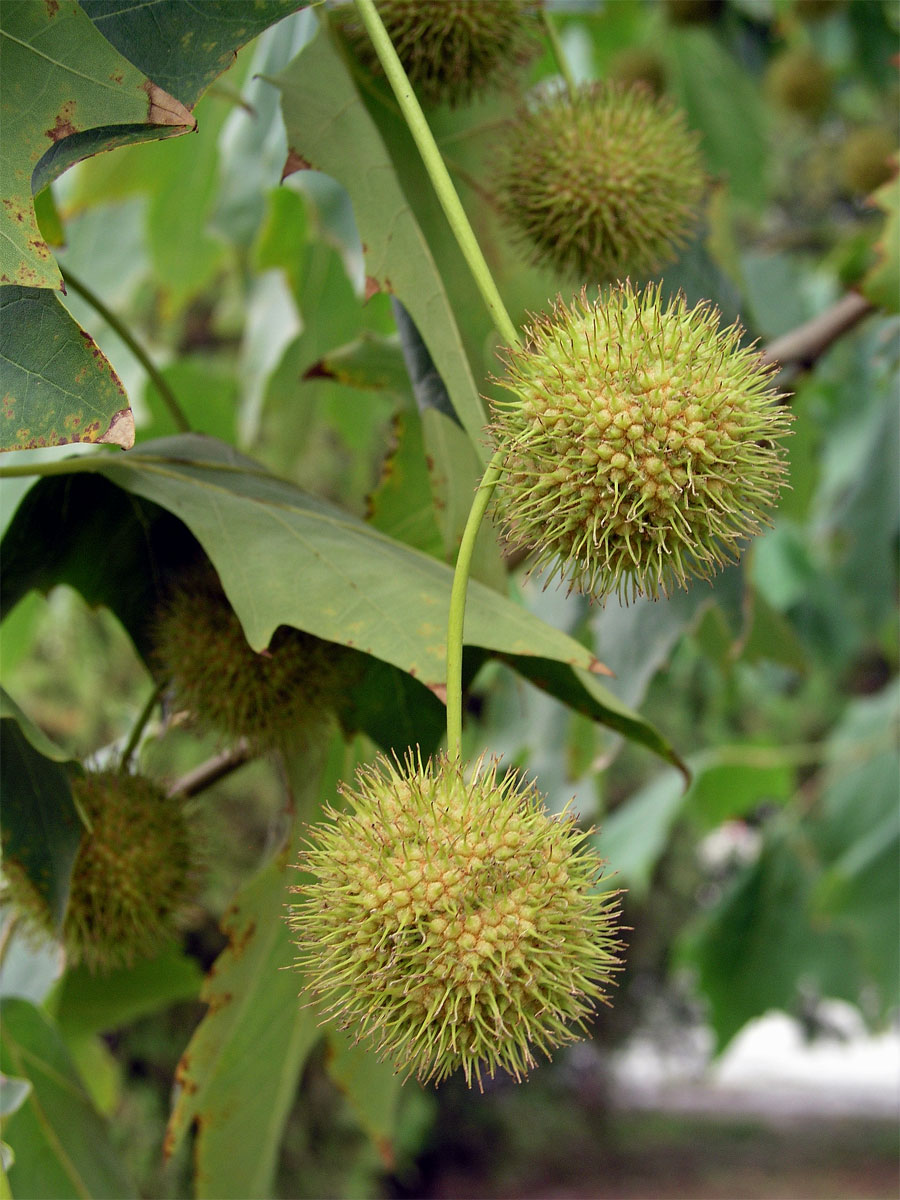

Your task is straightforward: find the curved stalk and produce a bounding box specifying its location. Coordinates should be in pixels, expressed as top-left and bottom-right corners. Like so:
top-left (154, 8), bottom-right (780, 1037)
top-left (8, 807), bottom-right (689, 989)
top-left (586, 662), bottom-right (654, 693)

top-left (541, 8), bottom-right (578, 102)
top-left (445, 448), bottom-right (505, 762)
top-left (352, 0), bottom-right (520, 350)
top-left (120, 681), bottom-right (165, 770)
top-left (61, 267), bottom-right (192, 434)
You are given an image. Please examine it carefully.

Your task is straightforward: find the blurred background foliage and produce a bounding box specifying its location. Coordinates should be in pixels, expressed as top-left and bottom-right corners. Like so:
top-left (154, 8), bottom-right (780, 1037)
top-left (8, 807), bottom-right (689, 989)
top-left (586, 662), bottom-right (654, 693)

top-left (0, 0), bottom-right (898, 1197)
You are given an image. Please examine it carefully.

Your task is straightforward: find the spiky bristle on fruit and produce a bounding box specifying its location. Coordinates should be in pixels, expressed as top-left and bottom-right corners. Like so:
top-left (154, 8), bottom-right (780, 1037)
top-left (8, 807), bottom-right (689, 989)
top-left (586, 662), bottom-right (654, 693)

top-left (152, 564), bottom-right (344, 750)
top-left (490, 283), bottom-right (792, 603)
top-left (2, 771), bottom-right (195, 972)
top-left (338, 0), bottom-right (540, 108)
top-left (497, 83), bottom-right (707, 281)
top-left (289, 751), bottom-right (622, 1088)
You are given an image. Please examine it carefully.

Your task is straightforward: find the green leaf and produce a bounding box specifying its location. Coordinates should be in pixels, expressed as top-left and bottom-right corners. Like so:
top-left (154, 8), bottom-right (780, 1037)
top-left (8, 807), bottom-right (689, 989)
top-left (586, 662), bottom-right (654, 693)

top-left (83, 436), bottom-right (610, 686)
top-left (682, 749), bottom-right (794, 832)
top-left (1, 437), bottom-right (683, 762)
top-left (53, 946), bottom-right (203, 1038)
top-left (860, 177), bottom-right (898, 311)
top-left (0, 0), bottom-right (193, 290)
top-left (274, 26), bottom-right (490, 459)
top-left (0, 688), bottom-right (82, 930)
top-left (0, 286), bottom-right (134, 452)
top-left (165, 736), bottom-right (346, 1200)
top-left (594, 770), bottom-right (686, 900)
top-left (663, 27), bottom-right (768, 213)
top-left (367, 411), bottom-right (446, 558)
top-left (80, 0), bottom-right (309, 108)
top-left (325, 1028), bottom-right (404, 1169)
top-left (680, 828), bottom-right (852, 1050)
top-left (0, 997), bottom-right (137, 1199)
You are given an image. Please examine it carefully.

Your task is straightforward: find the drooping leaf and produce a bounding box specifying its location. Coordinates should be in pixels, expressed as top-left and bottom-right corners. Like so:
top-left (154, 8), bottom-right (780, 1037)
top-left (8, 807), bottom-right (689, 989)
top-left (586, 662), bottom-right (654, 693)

top-left (0, 436), bottom-right (685, 765)
top-left (0, 688), bottom-right (82, 930)
top-left (860, 174), bottom-right (899, 313)
top-left (663, 27), bottom-right (768, 213)
top-left (52, 946), bottom-right (203, 1039)
top-left (165, 735), bottom-right (347, 1200)
top-left (325, 1027), bottom-right (404, 1170)
top-left (274, 25), bottom-right (490, 458)
top-left (0, 998), bottom-right (137, 1199)
top-left (80, 0), bottom-right (309, 109)
top-left (0, 286), bottom-right (134, 452)
top-left (680, 827), bottom-right (854, 1050)
top-left (0, 0), bottom-right (193, 291)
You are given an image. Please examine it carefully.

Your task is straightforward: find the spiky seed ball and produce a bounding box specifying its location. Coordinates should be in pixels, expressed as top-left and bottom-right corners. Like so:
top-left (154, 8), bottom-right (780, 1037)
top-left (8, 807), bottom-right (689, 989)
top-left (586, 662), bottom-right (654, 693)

top-left (840, 127), bottom-right (896, 196)
top-left (152, 565), bottom-right (343, 751)
top-left (289, 752), bottom-right (621, 1088)
top-left (2, 771), bottom-right (195, 972)
top-left (338, 0), bottom-right (540, 108)
top-left (765, 49), bottom-right (831, 119)
top-left (497, 83), bottom-right (706, 281)
top-left (490, 283), bottom-right (791, 602)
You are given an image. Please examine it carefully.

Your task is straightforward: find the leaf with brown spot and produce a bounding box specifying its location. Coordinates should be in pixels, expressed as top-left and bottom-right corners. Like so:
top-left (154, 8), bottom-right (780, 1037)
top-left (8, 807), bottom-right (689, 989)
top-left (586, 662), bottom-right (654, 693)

top-left (0, 286), bottom-right (135, 452)
top-left (0, 0), bottom-right (195, 290)
top-left (166, 736), bottom-right (350, 1200)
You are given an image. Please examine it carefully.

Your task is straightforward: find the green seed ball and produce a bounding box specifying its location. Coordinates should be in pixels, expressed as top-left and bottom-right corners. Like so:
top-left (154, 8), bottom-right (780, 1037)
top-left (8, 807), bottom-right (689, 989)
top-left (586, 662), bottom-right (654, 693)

top-left (289, 752), bottom-right (622, 1088)
top-left (152, 565), bottom-right (343, 751)
top-left (497, 83), bottom-right (706, 281)
top-left (840, 127), bottom-right (896, 196)
top-left (339, 0), bottom-right (540, 108)
top-left (2, 771), bottom-right (195, 972)
top-left (765, 48), bottom-right (832, 119)
top-left (490, 283), bottom-right (791, 602)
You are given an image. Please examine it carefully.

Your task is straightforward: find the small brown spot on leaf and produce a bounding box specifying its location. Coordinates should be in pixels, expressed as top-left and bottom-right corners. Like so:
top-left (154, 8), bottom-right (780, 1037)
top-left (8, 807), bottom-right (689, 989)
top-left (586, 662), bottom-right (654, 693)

top-left (428, 683), bottom-right (447, 705)
top-left (364, 275), bottom-right (382, 300)
top-left (228, 919), bottom-right (256, 958)
top-left (282, 148), bottom-right (311, 179)
top-left (45, 101), bottom-right (77, 142)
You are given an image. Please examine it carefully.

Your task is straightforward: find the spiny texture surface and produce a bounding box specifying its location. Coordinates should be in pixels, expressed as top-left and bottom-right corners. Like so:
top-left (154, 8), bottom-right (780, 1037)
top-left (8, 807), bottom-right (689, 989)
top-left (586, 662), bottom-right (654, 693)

top-left (497, 83), bottom-right (706, 281)
top-left (491, 283), bottom-right (791, 602)
top-left (289, 752), bottom-right (621, 1088)
top-left (153, 565), bottom-right (343, 750)
top-left (3, 771), bottom-right (194, 972)
top-left (341, 0), bottom-right (539, 108)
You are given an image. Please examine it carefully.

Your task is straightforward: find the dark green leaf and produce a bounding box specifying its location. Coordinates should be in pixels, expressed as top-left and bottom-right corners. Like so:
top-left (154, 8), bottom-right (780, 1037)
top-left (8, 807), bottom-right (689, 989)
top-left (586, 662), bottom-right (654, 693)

top-left (0, 287), bottom-right (134, 452)
top-left (165, 736), bottom-right (345, 1200)
top-left (0, 997), bottom-right (137, 1199)
top-left (275, 27), bottom-right (490, 458)
top-left (53, 947), bottom-right (203, 1038)
top-left (0, 0), bottom-right (193, 290)
top-left (663, 27), bottom-right (768, 213)
top-left (81, 0), bottom-right (308, 109)
top-left (0, 689), bottom-right (82, 930)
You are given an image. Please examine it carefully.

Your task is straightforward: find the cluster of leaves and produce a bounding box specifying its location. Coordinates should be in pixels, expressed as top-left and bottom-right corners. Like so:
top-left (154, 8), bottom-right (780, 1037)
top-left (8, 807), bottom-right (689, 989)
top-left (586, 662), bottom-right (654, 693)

top-left (0, 1), bottom-right (897, 1197)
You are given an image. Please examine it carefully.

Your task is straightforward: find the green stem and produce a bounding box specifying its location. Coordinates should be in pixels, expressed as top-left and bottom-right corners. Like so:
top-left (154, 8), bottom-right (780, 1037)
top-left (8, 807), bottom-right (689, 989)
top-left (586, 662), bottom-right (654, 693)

top-left (445, 448), bottom-right (505, 762)
top-left (541, 8), bottom-right (578, 103)
top-left (352, 0), bottom-right (520, 350)
top-left (61, 267), bottom-right (192, 435)
top-left (120, 681), bottom-right (165, 770)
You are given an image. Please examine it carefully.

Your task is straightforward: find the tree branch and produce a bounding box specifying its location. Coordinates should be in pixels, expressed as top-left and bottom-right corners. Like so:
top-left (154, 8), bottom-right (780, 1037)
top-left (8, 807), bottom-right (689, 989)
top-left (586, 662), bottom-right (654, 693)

top-left (760, 291), bottom-right (874, 370)
top-left (167, 740), bottom-right (252, 799)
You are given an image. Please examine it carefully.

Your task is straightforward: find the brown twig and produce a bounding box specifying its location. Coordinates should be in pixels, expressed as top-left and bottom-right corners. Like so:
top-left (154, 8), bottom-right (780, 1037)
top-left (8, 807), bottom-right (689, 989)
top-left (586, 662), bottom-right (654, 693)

top-left (167, 740), bottom-right (252, 799)
top-left (760, 291), bottom-right (874, 369)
